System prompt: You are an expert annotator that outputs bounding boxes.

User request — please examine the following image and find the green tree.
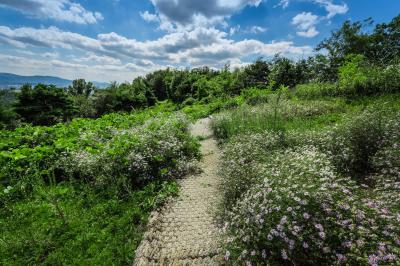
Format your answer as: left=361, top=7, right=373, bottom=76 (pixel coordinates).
left=68, top=79, right=95, bottom=97
left=14, top=84, right=75, bottom=126
left=242, top=58, right=271, bottom=88
left=268, top=56, right=297, bottom=89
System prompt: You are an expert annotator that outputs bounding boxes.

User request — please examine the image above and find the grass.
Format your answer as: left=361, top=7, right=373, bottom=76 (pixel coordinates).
left=1, top=180, right=178, bottom=265
left=0, top=109, right=199, bottom=265
left=212, top=92, right=400, bottom=265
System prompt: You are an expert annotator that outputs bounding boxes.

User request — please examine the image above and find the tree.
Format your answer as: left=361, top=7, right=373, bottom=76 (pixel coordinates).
left=145, top=70, right=169, bottom=101
left=369, top=15, right=400, bottom=64
left=68, top=79, right=95, bottom=97
left=307, top=54, right=337, bottom=82
left=268, top=56, right=298, bottom=88
left=242, top=58, right=271, bottom=88
left=0, top=88, right=18, bottom=129
left=92, top=82, right=118, bottom=116
left=316, top=15, right=400, bottom=70
left=14, top=84, right=75, bottom=126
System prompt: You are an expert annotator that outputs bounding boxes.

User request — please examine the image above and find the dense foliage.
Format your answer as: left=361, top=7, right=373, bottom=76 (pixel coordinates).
left=0, top=106, right=200, bottom=265
left=1, top=14, right=398, bottom=128
left=212, top=94, right=400, bottom=265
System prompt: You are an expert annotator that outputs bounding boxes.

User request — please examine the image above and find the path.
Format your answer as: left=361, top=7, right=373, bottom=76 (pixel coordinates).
left=134, top=118, right=223, bottom=266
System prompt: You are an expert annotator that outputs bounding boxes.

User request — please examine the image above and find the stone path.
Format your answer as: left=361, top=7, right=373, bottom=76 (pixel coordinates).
left=133, top=118, right=223, bottom=266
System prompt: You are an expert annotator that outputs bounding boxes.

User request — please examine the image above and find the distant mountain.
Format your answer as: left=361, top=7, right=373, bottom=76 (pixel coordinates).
left=0, top=73, right=109, bottom=89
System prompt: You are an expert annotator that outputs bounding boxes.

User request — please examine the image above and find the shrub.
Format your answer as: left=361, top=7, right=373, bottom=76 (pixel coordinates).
left=219, top=106, right=400, bottom=265
left=0, top=110, right=200, bottom=265
left=219, top=131, right=285, bottom=209
left=58, top=113, right=200, bottom=191
left=325, top=109, right=399, bottom=182
left=240, top=87, right=271, bottom=106
left=223, top=147, right=400, bottom=265
left=294, top=83, right=340, bottom=99
left=211, top=98, right=342, bottom=140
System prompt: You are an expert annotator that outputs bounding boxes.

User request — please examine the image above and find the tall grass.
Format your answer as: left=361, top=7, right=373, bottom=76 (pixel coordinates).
left=211, top=97, right=344, bottom=140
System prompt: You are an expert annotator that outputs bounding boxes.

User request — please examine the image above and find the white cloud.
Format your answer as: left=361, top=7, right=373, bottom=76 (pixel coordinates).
left=248, top=26, right=267, bottom=34
left=229, top=25, right=240, bottom=36
left=74, top=53, right=122, bottom=65
left=314, top=0, right=348, bottom=19
left=0, top=0, right=103, bottom=24
left=275, top=0, right=348, bottom=19
left=147, top=0, right=263, bottom=30
left=296, top=27, right=319, bottom=37
left=292, top=12, right=320, bottom=38
left=140, top=11, right=159, bottom=23
left=275, top=0, right=290, bottom=9
left=0, top=25, right=313, bottom=81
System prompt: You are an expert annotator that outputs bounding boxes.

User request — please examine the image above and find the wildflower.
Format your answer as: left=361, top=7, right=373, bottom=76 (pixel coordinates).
left=383, top=253, right=397, bottom=261
left=224, top=251, right=230, bottom=261
left=336, top=253, right=346, bottom=263
left=315, top=224, right=324, bottom=231
left=319, top=232, right=326, bottom=239
left=303, top=242, right=309, bottom=249
left=368, top=254, right=380, bottom=266
left=303, top=213, right=310, bottom=219
left=342, top=241, right=352, bottom=248
left=245, top=261, right=252, bottom=266
left=251, top=250, right=256, bottom=256
left=281, top=250, right=288, bottom=260
left=261, top=249, right=267, bottom=259
left=289, top=240, right=295, bottom=250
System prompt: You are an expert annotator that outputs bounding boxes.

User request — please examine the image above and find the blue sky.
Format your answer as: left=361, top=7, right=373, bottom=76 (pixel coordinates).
left=0, top=0, right=398, bottom=82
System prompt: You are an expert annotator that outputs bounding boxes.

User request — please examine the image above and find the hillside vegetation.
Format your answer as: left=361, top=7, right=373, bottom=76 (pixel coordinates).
left=0, top=14, right=399, bottom=265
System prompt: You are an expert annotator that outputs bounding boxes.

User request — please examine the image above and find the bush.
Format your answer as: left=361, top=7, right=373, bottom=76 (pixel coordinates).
left=0, top=110, right=200, bottom=265
left=294, top=83, right=340, bottom=99
left=240, top=87, right=271, bottom=106
left=219, top=131, right=285, bottom=209
left=223, top=146, right=399, bottom=265
left=211, top=98, right=342, bottom=140
left=218, top=106, right=400, bottom=265
left=325, top=109, right=399, bottom=181
left=338, top=55, right=400, bottom=97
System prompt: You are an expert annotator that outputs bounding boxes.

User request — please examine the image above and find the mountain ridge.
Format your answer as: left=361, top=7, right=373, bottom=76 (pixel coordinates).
left=0, top=73, right=109, bottom=89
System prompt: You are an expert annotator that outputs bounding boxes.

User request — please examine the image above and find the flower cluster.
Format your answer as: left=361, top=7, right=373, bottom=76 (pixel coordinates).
left=218, top=108, right=400, bottom=265
left=223, top=146, right=399, bottom=265
left=58, top=113, right=200, bottom=191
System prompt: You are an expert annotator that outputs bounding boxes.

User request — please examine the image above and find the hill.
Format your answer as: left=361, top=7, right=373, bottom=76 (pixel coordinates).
left=0, top=73, right=109, bottom=89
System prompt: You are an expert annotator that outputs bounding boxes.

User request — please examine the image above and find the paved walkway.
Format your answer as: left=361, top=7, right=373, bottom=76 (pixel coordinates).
left=134, top=118, right=223, bottom=266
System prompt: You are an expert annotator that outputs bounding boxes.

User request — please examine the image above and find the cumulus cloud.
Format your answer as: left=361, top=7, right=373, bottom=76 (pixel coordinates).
left=140, top=11, right=159, bottom=23
left=314, top=0, right=348, bottom=19
left=275, top=0, right=348, bottom=19
left=0, top=25, right=311, bottom=61
left=0, top=0, right=103, bottom=24
left=292, top=12, right=319, bottom=38
left=0, top=53, right=163, bottom=82
left=0, top=25, right=313, bottom=81
left=145, top=0, right=263, bottom=30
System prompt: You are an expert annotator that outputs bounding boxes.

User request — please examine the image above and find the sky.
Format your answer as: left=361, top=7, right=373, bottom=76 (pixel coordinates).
left=0, top=0, right=398, bottom=83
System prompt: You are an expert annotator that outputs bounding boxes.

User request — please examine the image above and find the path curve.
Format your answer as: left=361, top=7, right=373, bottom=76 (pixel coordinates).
left=134, top=118, right=223, bottom=266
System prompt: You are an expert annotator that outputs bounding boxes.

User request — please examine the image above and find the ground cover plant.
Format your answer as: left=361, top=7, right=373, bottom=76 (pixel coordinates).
left=213, top=95, right=400, bottom=265
left=0, top=107, right=200, bottom=265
